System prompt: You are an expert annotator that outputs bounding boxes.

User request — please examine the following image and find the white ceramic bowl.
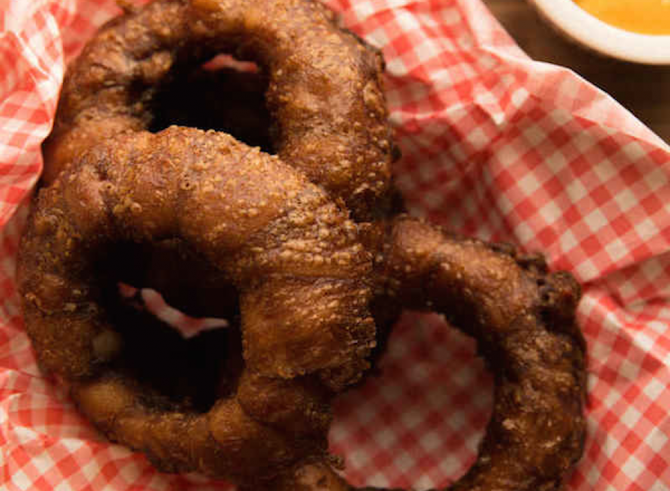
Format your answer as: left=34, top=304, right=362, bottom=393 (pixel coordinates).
left=527, top=0, right=670, bottom=64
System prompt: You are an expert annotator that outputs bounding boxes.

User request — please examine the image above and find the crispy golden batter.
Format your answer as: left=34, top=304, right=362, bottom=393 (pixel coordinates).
left=18, top=127, right=377, bottom=483
left=255, top=216, right=587, bottom=491
left=43, top=0, right=394, bottom=220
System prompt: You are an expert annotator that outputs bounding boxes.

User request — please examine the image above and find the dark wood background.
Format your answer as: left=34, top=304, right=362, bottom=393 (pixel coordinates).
left=483, top=0, right=670, bottom=142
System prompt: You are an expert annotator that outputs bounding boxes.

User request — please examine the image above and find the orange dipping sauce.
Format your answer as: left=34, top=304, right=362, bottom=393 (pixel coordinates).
left=574, top=0, right=670, bottom=35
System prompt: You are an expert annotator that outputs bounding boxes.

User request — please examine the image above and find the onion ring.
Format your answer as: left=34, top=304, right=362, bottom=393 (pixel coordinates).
left=43, top=0, right=394, bottom=220
left=18, top=127, right=377, bottom=483
left=255, top=216, right=587, bottom=491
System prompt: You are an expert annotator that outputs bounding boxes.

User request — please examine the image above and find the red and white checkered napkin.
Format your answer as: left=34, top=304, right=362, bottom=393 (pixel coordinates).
left=2, top=0, right=670, bottom=489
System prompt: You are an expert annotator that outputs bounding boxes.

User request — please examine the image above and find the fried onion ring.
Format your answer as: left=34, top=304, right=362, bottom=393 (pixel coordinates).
left=43, top=0, right=394, bottom=220
left=256, top=216, right=587, bottom=491
left=18, top=127, right=377, bottom=483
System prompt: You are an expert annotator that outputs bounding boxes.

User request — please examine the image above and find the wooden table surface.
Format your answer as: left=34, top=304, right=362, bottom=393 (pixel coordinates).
left=483, top=0, right=670, bottom=143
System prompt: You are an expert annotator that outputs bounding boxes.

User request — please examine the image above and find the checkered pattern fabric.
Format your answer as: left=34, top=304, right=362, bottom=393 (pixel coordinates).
left=1, top=0, right=670, bottom=489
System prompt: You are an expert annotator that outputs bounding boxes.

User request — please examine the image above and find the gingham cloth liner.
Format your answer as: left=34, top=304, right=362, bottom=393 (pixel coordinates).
left=1, top=0, right=669, bottom=489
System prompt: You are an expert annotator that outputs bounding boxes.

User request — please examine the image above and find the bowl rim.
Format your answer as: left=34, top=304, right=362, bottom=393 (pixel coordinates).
left=528, top=0, right=670, bottom=65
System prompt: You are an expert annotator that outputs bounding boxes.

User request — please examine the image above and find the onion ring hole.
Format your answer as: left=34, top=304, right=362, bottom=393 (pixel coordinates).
left=148, top=57, right=273, bottom=153
left=103, top=242, right=242, bottom=414
left=332, top=312, right=494, bottom=485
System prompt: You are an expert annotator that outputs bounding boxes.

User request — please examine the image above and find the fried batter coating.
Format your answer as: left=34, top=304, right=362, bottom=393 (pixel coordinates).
left=251, top=216, right=587, bottom=491
left=43, top=0, right=394, bottom=220
left=18, top=126, right=378, bottom=483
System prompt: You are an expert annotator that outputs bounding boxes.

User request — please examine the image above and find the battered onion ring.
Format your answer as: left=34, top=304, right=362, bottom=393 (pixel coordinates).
left=18, top=127, right=377, bottom=483
left=43, top=0, right=394, bottom=220
left=255, top=216, right=587, bottom=491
